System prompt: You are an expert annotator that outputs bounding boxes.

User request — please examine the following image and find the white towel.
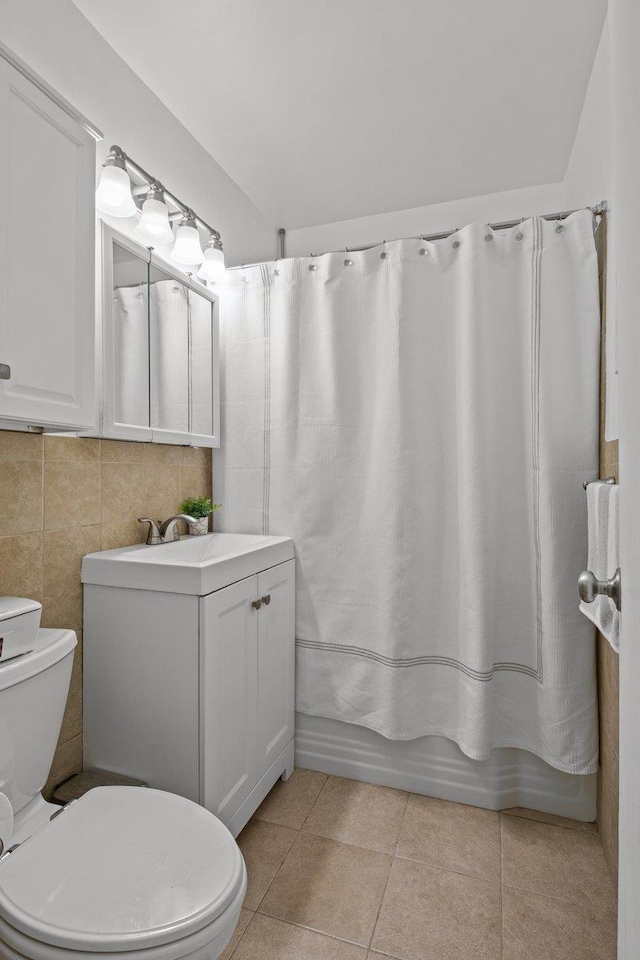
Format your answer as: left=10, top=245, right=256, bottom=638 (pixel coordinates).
left=580, top=481, right=620, bottom=652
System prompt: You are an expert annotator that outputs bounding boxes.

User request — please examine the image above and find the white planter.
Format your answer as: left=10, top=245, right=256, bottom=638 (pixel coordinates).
left=188, top=516, right=210, bottom=536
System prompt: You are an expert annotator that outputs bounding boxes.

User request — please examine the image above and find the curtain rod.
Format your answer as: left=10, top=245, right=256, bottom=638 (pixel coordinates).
left=228, top=201, right=607, bottom=271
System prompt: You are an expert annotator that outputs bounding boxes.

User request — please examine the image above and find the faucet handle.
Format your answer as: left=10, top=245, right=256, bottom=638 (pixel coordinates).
left=138, top=518, right=162, bottom=545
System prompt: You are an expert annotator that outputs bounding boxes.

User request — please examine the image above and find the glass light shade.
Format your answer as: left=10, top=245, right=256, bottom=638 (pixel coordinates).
left=171, top=222, right=205, bottom=265
left=197, top=244, right=226, bottom=282
left=96, top=164, right=136, bottom=217
left=135, top=197, right=174, bottom=245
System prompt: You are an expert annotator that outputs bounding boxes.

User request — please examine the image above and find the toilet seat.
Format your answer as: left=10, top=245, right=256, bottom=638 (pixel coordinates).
left=0, top=787, right=245, bottom=956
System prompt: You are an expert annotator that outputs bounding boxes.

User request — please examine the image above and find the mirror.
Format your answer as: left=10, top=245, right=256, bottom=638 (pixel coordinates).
left=189, top=288, right=214, bottom=437
left=103, top=224, right=219, bottom=446
left=149, top=264, right=190, bottom=435
left=112, top=242, right=150, bottom=429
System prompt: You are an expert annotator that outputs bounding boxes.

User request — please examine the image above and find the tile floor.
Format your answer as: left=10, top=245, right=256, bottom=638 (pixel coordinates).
left=223, top=769, right=617, bottom=960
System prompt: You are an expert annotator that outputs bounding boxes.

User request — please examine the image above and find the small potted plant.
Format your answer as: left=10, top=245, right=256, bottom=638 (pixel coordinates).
left=179, top=497, right=221, bottom=536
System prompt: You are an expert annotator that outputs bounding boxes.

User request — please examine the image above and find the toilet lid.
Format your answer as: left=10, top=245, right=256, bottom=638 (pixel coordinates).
left=0, top=787, right=245, bottom=952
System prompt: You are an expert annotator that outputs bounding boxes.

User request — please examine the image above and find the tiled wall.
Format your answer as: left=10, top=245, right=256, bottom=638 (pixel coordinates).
left=597, top=220, right=619, bottom=883
left=0, top=432, right=212, bottom=798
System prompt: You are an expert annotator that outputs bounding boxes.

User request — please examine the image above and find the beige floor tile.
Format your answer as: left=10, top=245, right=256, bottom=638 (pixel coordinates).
left=501, top=814, right=616, bottom=910
left=232, top=914, right=368, bottom=960
left=502, top=807, right=597, bottom=833
left=502, top=886, right=617, bottom=960
left=396, top=795, right=501, bottom=880
left=259, top=833, right=392, bottom=946
left=255, top=768, right=327, bottom=829
left=220, top=907, right=254, bottom=960
left=237, top=820, right=298, bottom=910
left=302, top=776, right=408, bottom=855
left=371, top=858, right=501, bottom=960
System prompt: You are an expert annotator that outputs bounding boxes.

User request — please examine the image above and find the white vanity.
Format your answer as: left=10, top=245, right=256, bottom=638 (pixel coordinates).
left=82, top=534, right=295, bottom=837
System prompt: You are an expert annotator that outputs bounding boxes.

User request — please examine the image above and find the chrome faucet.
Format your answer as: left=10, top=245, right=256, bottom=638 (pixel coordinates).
left=138, top=514, right=199, bottom=545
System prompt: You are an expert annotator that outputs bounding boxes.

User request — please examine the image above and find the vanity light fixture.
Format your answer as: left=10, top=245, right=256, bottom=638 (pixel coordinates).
left=95, top=144, right=223, bottom=281
left=171, top=212, right=206, bottom=265
left=135, top=183, right=174, bottom=245
left=197, top=237, right=226, bottom=283
left=95, top=148, right=136, bottom=217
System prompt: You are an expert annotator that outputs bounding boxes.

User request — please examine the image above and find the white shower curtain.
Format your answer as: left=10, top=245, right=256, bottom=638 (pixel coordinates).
left=217, top=211, right=600, bottom=775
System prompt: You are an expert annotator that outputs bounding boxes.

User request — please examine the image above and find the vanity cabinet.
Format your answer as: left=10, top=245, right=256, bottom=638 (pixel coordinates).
left=83, top=547, right=295, bottom=837
left=0, top=50, right=97, bottom=430
left=97, top=223, right=220, bottom=447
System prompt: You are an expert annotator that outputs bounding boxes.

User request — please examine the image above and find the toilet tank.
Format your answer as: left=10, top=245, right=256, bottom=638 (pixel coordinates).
left=0, top=626, right=76, bottom=814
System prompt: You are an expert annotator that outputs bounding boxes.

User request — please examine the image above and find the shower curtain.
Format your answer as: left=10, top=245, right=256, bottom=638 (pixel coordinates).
left=217, top=211, right=600, bottom=775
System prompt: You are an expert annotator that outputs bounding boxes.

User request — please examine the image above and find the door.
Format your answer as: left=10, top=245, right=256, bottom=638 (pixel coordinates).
left=0, top=57, right=95, bottom=429
left=610, top=2, right=640, bottom=956
left=200, top=576, right=258, bottom=823
left=257, top=560, right=295, bottom=775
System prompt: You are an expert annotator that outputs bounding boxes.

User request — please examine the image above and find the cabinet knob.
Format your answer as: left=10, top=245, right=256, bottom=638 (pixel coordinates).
left=251, top=599, right=262, bottom=610
left=261, top=594, right=271, bottom=605
left=0, top=363, right=10, bottom=381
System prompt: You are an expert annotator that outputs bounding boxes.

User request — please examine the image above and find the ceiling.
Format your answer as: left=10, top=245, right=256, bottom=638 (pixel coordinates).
left=71, top=0, right=607, bottom=229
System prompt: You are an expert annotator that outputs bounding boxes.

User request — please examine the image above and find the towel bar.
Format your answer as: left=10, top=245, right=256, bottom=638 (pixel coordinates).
left=583, top=476, right=616, bottom=490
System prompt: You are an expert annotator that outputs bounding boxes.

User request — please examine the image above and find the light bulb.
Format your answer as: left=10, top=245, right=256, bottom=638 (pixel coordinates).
left=171, top=213, right=205, bottom=265
left=197, top=239, right=226, bottom=282
left=96, top=153, right=135, bottom=217
left=135, top=187, right=173, bottom=245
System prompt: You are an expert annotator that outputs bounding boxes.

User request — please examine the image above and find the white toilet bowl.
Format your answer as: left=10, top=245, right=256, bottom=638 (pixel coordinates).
left=0, top=787, right=246, bottom=960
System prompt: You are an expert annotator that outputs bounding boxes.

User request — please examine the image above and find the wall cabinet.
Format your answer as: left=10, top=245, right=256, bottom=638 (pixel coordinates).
left=83, top=557, right=295, bottom=837
left=97, top=223, right=220, bottom=447
left=0, top=50, right=97, bottom=430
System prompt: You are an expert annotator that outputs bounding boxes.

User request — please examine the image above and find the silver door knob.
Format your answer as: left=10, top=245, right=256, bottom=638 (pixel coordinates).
left=578, top=568, right=621, bottom=611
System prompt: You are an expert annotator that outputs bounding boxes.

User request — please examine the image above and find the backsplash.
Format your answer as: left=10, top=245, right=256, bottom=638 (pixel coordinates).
left=0, top=432, right=212, bottom=796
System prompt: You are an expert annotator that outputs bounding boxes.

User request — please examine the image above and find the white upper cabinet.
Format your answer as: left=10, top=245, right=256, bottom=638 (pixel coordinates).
left=99, top=223, right=220, bottom=447
left=0, top=52, right=97, bottom=430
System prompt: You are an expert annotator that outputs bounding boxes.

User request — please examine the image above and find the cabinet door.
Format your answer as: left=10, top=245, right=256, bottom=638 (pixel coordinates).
left=149, top=265, right=190, bottom=443
left=101, top=226, right=152, bottom=441
left=0, top=57, right=95, bottom=429
left=188, top=288, right=220, bottom=448
left=257, top=560, right=295, bottom=776
left=200, top=576, right=258, bottom=823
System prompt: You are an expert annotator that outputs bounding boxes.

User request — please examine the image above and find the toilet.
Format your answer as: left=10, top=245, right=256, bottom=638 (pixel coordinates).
left=0, top=603, right=246, bottom=960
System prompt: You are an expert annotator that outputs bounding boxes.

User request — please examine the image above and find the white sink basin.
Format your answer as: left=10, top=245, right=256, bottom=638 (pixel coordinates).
left=81, top=533, right=294, bottom=596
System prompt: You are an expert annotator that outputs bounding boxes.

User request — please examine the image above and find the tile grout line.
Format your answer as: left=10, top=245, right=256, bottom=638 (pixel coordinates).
left=366, top=792, right=409, bottom=953
left=250, top=823, right=301, bottom=915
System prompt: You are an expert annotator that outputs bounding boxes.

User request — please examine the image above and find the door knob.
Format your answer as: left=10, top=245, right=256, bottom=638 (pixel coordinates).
left=578, top=568, right=621, bottom=612
left=252, top=599, right=262, bottom=610
left=261, top=594, right=271, bottom=605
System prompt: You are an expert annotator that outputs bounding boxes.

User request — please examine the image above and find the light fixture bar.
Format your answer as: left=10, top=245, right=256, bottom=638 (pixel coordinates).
left=107, top=144, right=221, bottom=241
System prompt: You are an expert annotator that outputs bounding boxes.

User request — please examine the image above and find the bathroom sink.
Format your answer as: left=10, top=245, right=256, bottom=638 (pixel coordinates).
left=81, top=533, right=294, bottom=596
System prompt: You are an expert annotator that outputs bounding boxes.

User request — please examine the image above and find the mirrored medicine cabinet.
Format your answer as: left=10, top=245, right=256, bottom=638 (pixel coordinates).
left=93, top=222, right=220, bottom=447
